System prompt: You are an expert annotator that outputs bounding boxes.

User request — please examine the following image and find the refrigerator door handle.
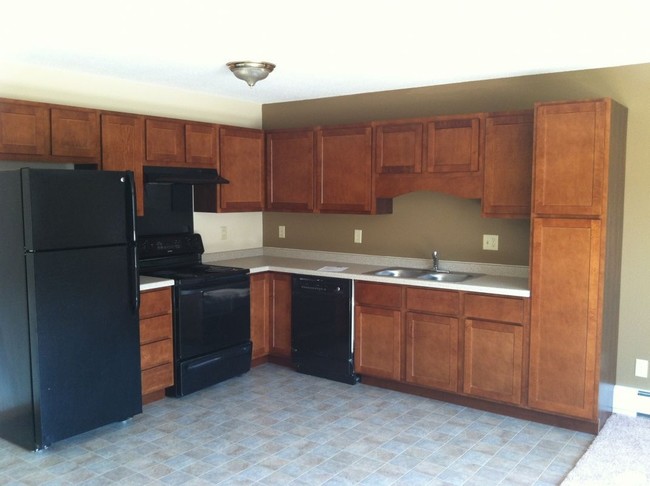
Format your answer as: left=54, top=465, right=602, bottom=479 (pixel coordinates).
left=123, top=172, right=140, bottom=311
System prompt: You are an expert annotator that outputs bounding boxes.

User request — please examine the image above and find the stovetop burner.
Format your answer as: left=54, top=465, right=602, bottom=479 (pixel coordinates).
left=138, top=233, right=249, bottom=285
left=145, top=263, right=248, bottom=281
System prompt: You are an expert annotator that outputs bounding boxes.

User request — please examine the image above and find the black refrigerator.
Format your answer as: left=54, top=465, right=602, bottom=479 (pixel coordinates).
left=0, top=168, right=142, bottom=451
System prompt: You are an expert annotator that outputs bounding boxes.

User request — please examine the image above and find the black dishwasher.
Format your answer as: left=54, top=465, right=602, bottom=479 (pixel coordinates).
left=291, top=275, right=359, bottom=384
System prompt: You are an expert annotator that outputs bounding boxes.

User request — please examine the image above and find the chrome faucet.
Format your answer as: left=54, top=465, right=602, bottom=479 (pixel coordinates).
left=432, top=251, right=440, bottom=272
left=432, top=251, right=449, bottom=273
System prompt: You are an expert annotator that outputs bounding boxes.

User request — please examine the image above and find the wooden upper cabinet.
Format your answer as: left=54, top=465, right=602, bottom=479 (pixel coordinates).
left=145, top=119, right=217, bottom=167
left=0, top=100, right=50, bottom=157
left=266, top=129, right=315, bottom=212
left=186, top=123, right=218, bottom=167
left=145, top=119, right=186, bottom=165
left=374, top=121, right=424, bottom=174
left=482, top=111, right=533, bottom=218
left=426, top=114, right=482, bottom=173
left=101, top=113, right=145, bottom=215
left=533, top=100, right=610, bottom=217
left=316, top=124, right=373, bottom=214
left=0, top=100, right=99, bottom=162
left=50, top=108, right=100, bottom=160
left=219, top=126, right=265, bottom=212
left=528, top=217, right=602, bottom=419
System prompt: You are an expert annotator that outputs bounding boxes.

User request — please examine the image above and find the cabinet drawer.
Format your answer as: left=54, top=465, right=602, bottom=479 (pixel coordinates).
left=140, top=314, right=172, bottom=344
left=406, top=287, right=459, bottom=315
left=355, top=282, right=402, bottom=308
left=464, top=293, right=526, bottom=324
left=141, top=362, right=174, bottom=395
left=141, top=339, right=173, bottom=370
left=140, top=288, right=172, bottom=318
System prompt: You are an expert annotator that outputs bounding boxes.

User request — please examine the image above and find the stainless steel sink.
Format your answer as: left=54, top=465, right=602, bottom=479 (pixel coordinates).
left=367, top=267, right=475, bottom=283
left=417, top=272, right=472, bottom=282
left=370, top=267, right=430, bottom=278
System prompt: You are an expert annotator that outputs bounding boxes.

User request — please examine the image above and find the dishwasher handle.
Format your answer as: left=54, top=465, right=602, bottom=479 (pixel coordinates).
left=293, top=276, right=350, bottom=295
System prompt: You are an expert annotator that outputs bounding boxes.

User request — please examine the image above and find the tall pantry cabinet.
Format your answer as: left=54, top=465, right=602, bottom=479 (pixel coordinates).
left=528, top=99, right=627, bottom=428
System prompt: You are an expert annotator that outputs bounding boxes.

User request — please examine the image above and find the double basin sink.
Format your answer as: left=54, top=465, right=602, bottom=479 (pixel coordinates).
left=366, top=267, right=476, bottom=283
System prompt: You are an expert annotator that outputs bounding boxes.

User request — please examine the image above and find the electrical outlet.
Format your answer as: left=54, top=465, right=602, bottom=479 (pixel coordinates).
left=279, top=225, right=286, bottom=239
left=354, top=229, right=362, bottom=244
left=636, top=359, right=649, bottom=378
left=220, top=226, right=228, bottom=241
left=483, top=234, right=499, bottom=251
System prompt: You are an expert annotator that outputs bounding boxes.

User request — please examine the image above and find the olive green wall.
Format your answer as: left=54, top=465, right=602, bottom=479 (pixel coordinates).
left=262, top=63, right=650, bottom=389
left=264, top=192, right=530, bottom=265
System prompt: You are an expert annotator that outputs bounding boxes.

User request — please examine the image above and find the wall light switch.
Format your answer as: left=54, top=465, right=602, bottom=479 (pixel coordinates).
left=483, top=234, right=499, bottom=251
left=354, top=229, right=362, bottom=244
left=279, top=225, right=286, bottom=239
left=636, top=359, right=649, bottom=378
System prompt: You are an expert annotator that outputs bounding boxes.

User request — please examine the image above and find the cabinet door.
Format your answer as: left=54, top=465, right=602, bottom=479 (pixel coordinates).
left=145, top=119, right=185, bottom=165
left=0, top=100, right=50, bottom=157
left=269, top=273, right=292, bottom=357
left=405, top=312, right=459, bottom=392
left=464, top=319, right=523, bottom=404
left=316, top=125, right=373, bottom=213
left=426, top=114, right=482, bottom=173
left=533, top=100, right=609, bottom=217
left=101, top=113, right=145, bottom=215
left=185, top=123, right=217, bottom=168
left=374, top=121, right=424, bottom=174
left=266, top=129, right=315, bottom=212
left=354, top=305, right=402, bottom=380
left=219, top=126, right=265, bottom=212
left=51, top=108, right=100, bottom=160
left=528, top=218, right=601, bottom=419
left=482, top=112, right=533, bottom=218
left=250, top=273, right=270, bottom=360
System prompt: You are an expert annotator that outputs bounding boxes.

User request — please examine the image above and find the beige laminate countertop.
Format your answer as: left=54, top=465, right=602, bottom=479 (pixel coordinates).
left=203, top=250, right=530, bottom=298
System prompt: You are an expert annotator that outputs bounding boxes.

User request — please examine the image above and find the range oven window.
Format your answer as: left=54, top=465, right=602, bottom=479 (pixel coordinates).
left=176, top=275, right=250, bottom=361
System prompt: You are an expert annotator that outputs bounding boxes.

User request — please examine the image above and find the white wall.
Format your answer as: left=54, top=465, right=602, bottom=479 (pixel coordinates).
left=0, top=61, right=264, bottom=251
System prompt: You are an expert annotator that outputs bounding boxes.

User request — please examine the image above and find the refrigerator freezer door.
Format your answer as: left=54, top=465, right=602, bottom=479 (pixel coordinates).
left=26, top=245, right=142, bottom=449
left=22, top=169, right=134, bottom=251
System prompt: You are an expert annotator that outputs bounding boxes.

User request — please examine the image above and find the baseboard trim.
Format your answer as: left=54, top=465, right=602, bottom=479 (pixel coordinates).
left=613, top=384, right=650, bottom=416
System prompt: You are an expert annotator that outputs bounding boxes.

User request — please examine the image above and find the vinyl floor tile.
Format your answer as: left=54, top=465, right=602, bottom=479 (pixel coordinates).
left=0, top=363, right=592, bottom=485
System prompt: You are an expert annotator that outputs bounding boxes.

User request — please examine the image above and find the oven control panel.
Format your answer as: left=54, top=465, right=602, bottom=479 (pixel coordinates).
left=138, top=233, right=204, bottom=259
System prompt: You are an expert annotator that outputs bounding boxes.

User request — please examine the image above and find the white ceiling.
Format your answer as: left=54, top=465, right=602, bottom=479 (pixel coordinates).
left=2, top=0, right=650, bottom=105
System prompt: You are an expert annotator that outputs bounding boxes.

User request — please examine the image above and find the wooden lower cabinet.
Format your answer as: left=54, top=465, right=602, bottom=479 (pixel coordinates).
left=463, top=319, right=524, bottom=405
left=249, top=272, right=292, bottom=361
left=354, top=281, right=536, bottom=419
left=405, top=312, right=458, bottom=391
left=250, top=273, right=271, bottom=360
left=139, top=287, right=174, bottom=403
left=528, top=218, right=601, bottom=419
left=269, top=273, right=292, bottom=358
left=463, top=293, right=527, bottom=405
left=355, top=305, right=402, bottom=380
left=354, top=282, right=403, bottom=380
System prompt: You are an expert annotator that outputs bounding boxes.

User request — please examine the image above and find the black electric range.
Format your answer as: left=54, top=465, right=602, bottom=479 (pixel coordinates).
left=138, top=233, right=252, bottom=396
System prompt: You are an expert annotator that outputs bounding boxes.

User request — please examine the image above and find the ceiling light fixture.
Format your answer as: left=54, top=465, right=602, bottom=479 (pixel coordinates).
left=227, top=61, right=276, bottom=87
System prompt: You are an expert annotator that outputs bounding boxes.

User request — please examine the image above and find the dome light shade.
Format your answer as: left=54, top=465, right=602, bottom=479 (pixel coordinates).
left=227, top=61, right=276, bottom=87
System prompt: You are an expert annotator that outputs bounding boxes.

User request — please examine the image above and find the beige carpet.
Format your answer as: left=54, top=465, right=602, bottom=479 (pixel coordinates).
left=562, top=414, right=650, bottom=485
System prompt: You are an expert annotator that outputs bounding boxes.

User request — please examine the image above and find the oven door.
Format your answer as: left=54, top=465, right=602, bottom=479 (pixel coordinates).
left=175, top=274, right=250, bottom=360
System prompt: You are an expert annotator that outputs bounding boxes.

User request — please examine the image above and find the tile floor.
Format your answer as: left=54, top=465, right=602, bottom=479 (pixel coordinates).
left=0, top=364, right=594, bottom=485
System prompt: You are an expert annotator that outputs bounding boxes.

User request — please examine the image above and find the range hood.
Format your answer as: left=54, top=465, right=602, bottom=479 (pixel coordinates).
left=143, top=166, right=229, bottom=185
